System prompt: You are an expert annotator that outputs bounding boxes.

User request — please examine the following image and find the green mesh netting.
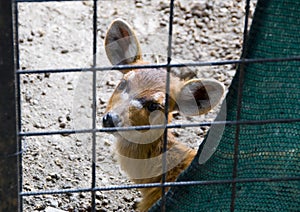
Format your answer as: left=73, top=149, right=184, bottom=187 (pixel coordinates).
left=150, top=0, right=300, bottom=211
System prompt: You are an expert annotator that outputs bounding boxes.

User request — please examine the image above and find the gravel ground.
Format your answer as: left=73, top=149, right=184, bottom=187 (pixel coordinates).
left=19, top=0, right=256, bottom=211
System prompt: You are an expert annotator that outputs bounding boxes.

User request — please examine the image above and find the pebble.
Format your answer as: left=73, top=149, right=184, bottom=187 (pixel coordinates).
left=104, top=140, right=111, bottom=146
left=45, top=206, right=65, bottom=212
left=195, top=128, right=204, bottom=136
left=54, top=158, right=63, bottom=168
left=99, top=97, right=106, bottom=105
left=68, top=154, right=77, bottom=161
left=61, top=49, right=69, bottom=54
left=34, top=202, right=46, bottom=210
left=62, top=184, right=72, bottom=189
left=135, top=3, right=143, bottom=8
left=101, top=198, right=110, bottom=206
left=106, top=80, right=116, bottom=87
left=95, top=191, right=104, bottom=200
left=27, top=36, right=33, bottom=42
left=158, top=1, right=169, bottom=11
left=48, top=199, right=59, bottom=207
left=79, top=192, right=87, bottom=198
left=59, top=122, right=66, bottom=128
left=191, top=1, right=207, bottom=12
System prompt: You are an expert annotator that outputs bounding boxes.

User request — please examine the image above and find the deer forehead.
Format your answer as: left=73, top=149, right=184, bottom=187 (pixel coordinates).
left=109, top=69, right=183, bottom=111
left=124, top=69, right=167, bottom=88
left=123, top=69, right=183, bottom=95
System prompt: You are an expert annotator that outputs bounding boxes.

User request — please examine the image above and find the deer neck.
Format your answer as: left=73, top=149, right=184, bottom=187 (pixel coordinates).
left=114, top=131, right=196, bottom=182
left=115, top=132, right=169, bottom=160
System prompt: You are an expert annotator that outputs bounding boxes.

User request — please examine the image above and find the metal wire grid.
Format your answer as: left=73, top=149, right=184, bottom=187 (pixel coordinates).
left=11, top=0, right=300, bottom=211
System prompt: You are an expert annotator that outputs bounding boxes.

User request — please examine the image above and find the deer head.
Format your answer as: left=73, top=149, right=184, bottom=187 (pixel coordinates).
left=102, top=19, right=224, bottom=144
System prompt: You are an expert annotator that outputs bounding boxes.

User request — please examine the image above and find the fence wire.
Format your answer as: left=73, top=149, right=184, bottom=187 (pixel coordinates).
left=8, top=0, right=300, bottom=211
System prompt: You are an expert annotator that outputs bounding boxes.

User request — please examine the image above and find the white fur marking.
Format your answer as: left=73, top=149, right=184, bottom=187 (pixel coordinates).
left=121, top=92, right=129, bottom=101
left=152, top=92, right=165, bottom=106
left=130, top=99, right=143, bottom=109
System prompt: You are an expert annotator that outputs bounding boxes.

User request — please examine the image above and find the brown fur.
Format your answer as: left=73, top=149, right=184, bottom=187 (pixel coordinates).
left=117, top=133, right=197, bottom=211
left=104, top=68, right=197, bottom=211
left=103, top=19, right=224, bottom=211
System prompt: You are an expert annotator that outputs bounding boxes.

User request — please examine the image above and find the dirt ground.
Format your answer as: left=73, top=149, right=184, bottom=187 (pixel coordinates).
left=18, top=0, right=256, bottom=211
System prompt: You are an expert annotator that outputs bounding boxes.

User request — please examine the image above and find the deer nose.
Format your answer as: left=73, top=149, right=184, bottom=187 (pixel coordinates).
left=102, top=112, right=122, bottom=128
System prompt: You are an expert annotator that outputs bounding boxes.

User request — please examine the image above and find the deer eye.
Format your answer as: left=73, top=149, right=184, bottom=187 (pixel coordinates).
left=147, top=102, right=162, bottom=112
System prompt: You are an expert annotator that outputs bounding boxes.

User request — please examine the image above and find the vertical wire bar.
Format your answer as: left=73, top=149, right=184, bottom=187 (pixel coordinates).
left=0, top=0, right=19, bottom=211
left=161, top=0, right=175, bottom=211
left=14, top=0, right=23, bottom=211
left=91, top=0, right=98, bottom=211
left=230, top=0, right=251, bottom=211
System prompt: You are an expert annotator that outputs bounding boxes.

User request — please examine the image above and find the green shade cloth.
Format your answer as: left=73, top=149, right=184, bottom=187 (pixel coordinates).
left=150, top=0, right=300, bottom=211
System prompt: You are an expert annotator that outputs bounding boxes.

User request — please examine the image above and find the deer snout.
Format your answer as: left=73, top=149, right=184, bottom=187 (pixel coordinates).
left=102, top=112, right=122, bottom=128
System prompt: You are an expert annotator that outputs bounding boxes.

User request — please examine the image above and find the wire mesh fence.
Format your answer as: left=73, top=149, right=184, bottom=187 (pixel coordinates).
left=1, top=0, right=299, bottom=211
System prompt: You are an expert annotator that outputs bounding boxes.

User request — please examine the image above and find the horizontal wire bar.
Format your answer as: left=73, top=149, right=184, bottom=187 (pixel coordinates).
left=16, top=56, right=300, bottom=75
left=19, top=118, right=300, bottom=137
left=20, top=176, right=300, bottom=197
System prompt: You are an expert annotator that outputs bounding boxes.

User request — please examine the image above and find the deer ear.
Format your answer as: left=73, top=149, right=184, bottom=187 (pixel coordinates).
left=175, top=79, right=224, bottom=116
left=105, top=19, right=142, bottom=69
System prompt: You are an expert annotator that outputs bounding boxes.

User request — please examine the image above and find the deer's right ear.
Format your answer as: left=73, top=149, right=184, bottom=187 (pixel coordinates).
left=105, top=19, right=142, bottom=69
left=175, top=79, right=224, bottom=116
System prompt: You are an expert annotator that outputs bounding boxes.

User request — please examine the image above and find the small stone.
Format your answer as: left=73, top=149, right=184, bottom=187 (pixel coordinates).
left=62, top=184, right=72, bottom=189
left=61, top=49, right=69, bottom=54
left=46, top=176, right=52, bottom=181
left=68, top=154, right=77, bottom=161
left=27, top=36, right=33, bottom=42
left=45, top=207, right=65, bottom=212
left=177, top=0, right=191, bottom=12
left=101, top=198, right=110, bottom=206
left=159, top=20, right=167, bottom=27
left=195, top=128, right=204, bottom=136
left=66, top=114, right=71, bottom=121
left=95, top=191, right=105, bottom=200
left=191, top=2, right=207, bottom=15
left=135, top=2, right=143, bottom=8
left=59, top=122, right=66, bottom=128
left=58, top=116, right=64, bottom=123
left=54, top=158, right=63, bottom=168
left=98, top=156, right=105, bottom=162
left=79, top=192, right=87, bottom=198
left=158, top=1, right=169, bottom=11
left=123, top=194, right=134, bottom=202
left=32, top=175, right=40, bottom=180
left=44, top=73, right=51, bottom=78
left=37, top=29, right=45, bottom=37
left=227, top=70, right=236, bottom=77
left=104, top=140, right=111, bottom=146
left=35, top=202, right=46, bottom=210
left=99, top=98, right=106, bottom=105
left=49, top=172, right=60, bottom=180
left=106, top=80, right=115, bottom=86
left=49, top=199, right=59, bottom=207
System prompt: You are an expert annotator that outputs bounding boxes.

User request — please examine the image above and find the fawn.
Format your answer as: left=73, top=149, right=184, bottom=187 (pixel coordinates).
left=102, top=19, right=224, bottom=211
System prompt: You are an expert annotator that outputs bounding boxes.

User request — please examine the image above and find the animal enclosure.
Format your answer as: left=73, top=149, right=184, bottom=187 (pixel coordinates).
left=1, top=0, right=299, bottom=211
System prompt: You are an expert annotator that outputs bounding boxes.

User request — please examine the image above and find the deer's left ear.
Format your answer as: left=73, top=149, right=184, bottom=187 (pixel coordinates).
left=104, top=19, right=142, bottom=68
left=175, top=79, right=224, bottom=116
